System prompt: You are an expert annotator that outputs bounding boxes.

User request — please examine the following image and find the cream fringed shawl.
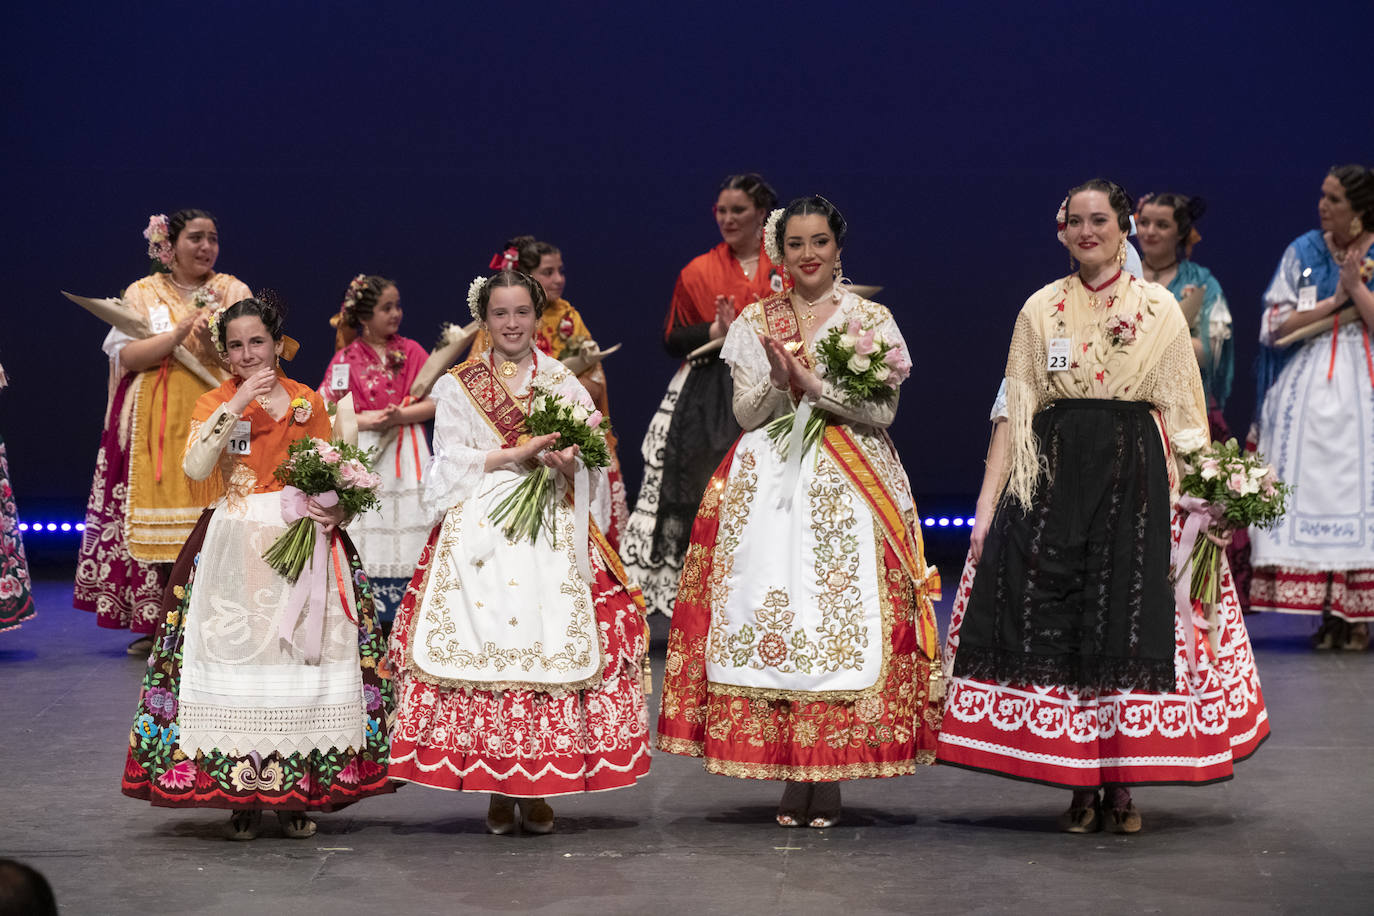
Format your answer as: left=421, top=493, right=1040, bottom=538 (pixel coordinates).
left=1002, top=273, right=1209, bottom=511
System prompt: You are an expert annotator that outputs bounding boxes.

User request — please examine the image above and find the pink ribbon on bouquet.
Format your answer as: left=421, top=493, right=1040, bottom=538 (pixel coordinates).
left=278, top=486, right=340, bottom=665
left=1172, top=495, right=1223, bottom=675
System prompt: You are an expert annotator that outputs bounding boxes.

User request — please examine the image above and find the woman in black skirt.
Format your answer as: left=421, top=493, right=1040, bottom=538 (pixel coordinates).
left=936, top=180, right=1269, bottom=834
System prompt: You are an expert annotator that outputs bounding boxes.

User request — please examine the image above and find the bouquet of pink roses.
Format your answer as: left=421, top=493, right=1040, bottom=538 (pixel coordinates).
left=491, top=386, right=611, bottom=544
left=768, top=317, right=911, bottom=457
left=1174, top=434, right=1290, bottom=606
left=261, top=438, right=381, bottom=582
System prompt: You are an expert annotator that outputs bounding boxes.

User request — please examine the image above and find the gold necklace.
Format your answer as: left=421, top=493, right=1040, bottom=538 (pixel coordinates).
left=796, top=286, right=835, bottom=324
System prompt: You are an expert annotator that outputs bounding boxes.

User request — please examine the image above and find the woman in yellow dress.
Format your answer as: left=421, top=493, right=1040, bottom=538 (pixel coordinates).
left=75, top=210, right=250, bottom=652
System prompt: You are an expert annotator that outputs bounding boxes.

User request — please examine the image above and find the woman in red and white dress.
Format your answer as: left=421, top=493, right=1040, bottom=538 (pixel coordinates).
left=937, top=180, right=1268, bottom=834
left=387, top=269, right=650, bottom=835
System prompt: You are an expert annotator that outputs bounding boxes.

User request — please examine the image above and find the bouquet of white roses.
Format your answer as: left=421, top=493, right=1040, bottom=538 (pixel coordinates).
left=491, top=387, right=611, bottom=544
left=768, top=317, right=911, bottom=457
left=1174, top=433, right=1290, bottom=606
left=261, top=438, right=382, bottom=582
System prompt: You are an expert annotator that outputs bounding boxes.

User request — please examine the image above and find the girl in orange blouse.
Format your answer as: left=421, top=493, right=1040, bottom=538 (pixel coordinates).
left=122, top=296, right=395, bottom=841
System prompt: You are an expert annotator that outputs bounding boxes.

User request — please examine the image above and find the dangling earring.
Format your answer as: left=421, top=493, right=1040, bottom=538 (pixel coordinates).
left=1116, top=237, right=1128, bottom=267
left=832, top=257, right=844, bottom=302
left=1352, top=215, right=1366, bottom=237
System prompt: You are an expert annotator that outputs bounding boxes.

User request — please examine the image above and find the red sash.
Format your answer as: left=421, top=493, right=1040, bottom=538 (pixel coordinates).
left=759, top=292, right=814, bottom=367
left=450, top=358, right=528, bottom=447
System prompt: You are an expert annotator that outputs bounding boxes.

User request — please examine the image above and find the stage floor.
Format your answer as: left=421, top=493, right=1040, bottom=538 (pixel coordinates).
left=2, top=577, right=1369, bottom=915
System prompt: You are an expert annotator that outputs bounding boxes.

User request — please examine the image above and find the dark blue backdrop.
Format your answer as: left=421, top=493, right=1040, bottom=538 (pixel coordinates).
left=4, top=1, right=1371, bottom=562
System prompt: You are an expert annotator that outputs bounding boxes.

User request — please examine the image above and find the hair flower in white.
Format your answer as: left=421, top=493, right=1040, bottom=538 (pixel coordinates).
left=467, top=276, right=486, bottom=321
left=763, top=208, right=786, bottom=266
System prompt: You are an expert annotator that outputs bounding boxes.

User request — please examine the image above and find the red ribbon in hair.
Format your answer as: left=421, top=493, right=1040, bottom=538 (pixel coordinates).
left=489, top=247, right=519, bottom=271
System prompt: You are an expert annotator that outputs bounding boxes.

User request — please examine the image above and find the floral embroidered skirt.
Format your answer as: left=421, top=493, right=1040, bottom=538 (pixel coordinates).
left=655, top=460, right=942, bottom=782
left=122, top=508, right=395, bottom=810
left=937, top=534, right=1269, bottom=789
left=0, top=434, right=34, bottom=633
left=74, top=375, right=167, bottom=633
left=1249, top=567, right=1374, bottom=622
left=387, top=525, right=652, bottom=797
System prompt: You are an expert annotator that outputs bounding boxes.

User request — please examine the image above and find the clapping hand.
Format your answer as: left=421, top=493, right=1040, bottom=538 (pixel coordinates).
left=709, top=295, right=737, bottom=340
left=760, top=336, right=821, bottom=398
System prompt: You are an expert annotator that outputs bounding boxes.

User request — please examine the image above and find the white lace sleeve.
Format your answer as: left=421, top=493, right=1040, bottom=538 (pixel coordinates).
left=723, top=312, right=789, bottom=429
left=989, top=378, right=1009, bottom=421
left=102, top=326, right=134, bottom=368
left=422, top=373, right=494, bottom=522
left=549, top=370, right=611, bottom=530
left=1259, top=242, right=1301, bottom=346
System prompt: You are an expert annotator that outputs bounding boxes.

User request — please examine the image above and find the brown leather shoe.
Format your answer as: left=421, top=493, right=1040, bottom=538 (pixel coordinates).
left=519, top=797, right=554, bottom=835
left=1105, top=802, right=1142, bottom=834
left=486, top=794, right=517, bottom=835
left=1343, top=623, right=1370, bottom=651
left=1058, top=795, right=1101, bottom=833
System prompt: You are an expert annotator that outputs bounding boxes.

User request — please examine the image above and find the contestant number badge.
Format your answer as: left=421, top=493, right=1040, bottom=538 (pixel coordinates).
left=330, top=364, right=350, bottom=390
left=227, top=420, right=252, bottom=455
left=1047, top=338, right=1071, bottom=372
left=1297, top=286, right=1318, bottom=312
left=149, top=306, right=173, bottom=334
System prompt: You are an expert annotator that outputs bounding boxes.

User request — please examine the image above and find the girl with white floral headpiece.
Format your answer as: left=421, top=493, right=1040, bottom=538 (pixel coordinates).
left=657, top=195, right=943, bottom=830
left=74, top=209, right=251, bottom=655
left=386, top=268, right=650, bottom=834
left=621, top=172, right=786, bottom=619
left=316, top=273, right=435, bottom=626
left=937, top=179, right=1269, bottom=835
left=467, top=236, right=632, bottom=551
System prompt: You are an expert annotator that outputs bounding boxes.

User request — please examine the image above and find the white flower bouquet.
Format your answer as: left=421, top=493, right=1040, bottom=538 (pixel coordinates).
left=490, top=387, right=611, bottom=544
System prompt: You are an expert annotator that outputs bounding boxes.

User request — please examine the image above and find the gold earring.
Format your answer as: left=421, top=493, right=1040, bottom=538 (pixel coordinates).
left=1353, top=216, right=1366, bottom=237
left=833, top=257, right=843, bottom=280
left=1116, top=237, right=1128, bottom=267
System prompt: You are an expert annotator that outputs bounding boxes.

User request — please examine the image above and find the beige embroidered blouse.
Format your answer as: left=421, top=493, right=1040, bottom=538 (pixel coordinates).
left=1002, top=272, right=1208, bottom=510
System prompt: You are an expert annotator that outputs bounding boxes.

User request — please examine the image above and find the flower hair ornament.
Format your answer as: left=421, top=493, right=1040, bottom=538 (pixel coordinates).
left=1055, top=197, right=1069, bottom=247
left=467, top=276, right=487, bottom=321
left=206, top=298, right=235, bottom=356
left=489, top=247, right=519, bottom=271
left=144, top=214, right=174, bottom=270
left=338, top=273, right=368, bottom=322
left=762, top=208, right=785, bottom=265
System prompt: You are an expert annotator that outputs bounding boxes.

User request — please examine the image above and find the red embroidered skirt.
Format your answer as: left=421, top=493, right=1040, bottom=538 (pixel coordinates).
left=387, top=526, right=651, bottom=797
left=937, top=541, right=1269, bottom=789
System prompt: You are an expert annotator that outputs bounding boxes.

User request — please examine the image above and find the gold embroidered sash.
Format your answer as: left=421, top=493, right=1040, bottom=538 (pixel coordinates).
left=822, top=426, right=940, bottom=660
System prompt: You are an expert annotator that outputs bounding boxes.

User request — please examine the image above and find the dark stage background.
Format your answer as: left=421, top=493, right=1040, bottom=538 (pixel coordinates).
left=4, top=1, right=1371, bottom=565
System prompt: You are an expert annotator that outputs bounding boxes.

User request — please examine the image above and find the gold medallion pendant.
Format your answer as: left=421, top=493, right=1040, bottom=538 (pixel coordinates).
left=499, top=360, right=518, bottom=378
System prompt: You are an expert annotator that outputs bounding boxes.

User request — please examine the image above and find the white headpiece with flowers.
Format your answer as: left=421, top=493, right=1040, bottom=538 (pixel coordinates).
left=1055, top=197, right=1069, bottom=247
left=763, top=208, right=785, bottom=265
left=144, top=214, right=174, bottom=269
left=467, top=276, right=486, bottom=321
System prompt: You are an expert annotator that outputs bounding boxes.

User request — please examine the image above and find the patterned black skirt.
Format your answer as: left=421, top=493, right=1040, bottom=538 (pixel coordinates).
left=954, top=399, right=1176, bottom=693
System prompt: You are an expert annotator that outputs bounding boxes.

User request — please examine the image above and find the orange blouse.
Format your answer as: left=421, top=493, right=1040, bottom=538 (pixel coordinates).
left=188, top=375, right=333, bottom=498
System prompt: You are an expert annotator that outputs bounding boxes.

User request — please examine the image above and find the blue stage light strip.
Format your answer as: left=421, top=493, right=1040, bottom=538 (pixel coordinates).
left=923, top=516, right=977, bottom=529
left=17, top=521, right=86, bottom=534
